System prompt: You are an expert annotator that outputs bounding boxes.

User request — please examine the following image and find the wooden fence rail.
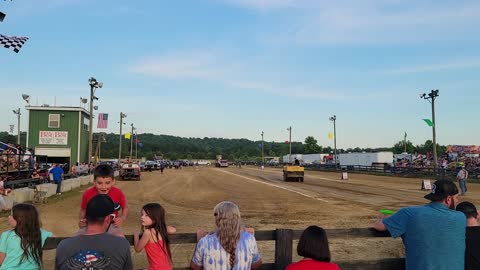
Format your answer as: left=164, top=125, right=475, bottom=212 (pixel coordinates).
left=43, top=228, right=405, bottom=270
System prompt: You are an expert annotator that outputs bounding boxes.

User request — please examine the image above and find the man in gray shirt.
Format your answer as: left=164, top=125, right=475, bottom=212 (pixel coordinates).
left=55, top=194, right=132, bottom=270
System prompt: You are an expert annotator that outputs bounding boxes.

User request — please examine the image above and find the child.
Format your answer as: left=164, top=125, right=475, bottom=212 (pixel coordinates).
left=286, top=225, right=340, bottom=270
left=78, top=164, right=128, bottom=236
left=0, top=203, right=52, bottom=269
left=456, top=201, right=480, bottom=270
left=134, top=203, right=176, bottom=270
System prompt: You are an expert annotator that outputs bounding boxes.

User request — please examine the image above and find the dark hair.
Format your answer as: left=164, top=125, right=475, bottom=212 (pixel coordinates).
left=142, top=203, right=172, bottom=261
left=456, top=201, right=478, bottom=219
left=12, top=204, right=43, bottom=267
left=297, top=225, right=331, bottom=262
left=93, top=164, right=114, bottom=180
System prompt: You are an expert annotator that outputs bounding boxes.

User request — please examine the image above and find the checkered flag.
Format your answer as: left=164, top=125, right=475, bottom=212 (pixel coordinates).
left=0, top=34, right=29, bottom=53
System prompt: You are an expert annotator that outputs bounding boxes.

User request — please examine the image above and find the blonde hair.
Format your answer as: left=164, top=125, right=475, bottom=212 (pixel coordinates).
left=214, top=201, right=244, bottom=268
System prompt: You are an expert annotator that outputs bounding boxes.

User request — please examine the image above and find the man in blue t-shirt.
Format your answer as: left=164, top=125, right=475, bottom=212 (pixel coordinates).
left=372, top=180, right=466, bottom=270
left=50, top=164, right=64, bottom=195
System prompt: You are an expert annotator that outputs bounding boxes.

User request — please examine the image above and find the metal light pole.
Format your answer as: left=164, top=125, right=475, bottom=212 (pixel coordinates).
left=329, top=115, right=337, bottom=167
left=129, top=123, right=135, bottom=161
left=287, top=126, right=292, bottom=163
left=88, top=77, right=103, bottom=163
left=420, top=90, right=439, bottom=168
left=118, top=112, right=127, bottom=162
left=12, top=108, right=21, bottom=145
left=261, top=131, right=264, bottom=165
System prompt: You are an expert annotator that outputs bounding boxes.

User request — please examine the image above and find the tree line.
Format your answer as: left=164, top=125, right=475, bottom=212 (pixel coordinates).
left=0, top=131, right=448, bottom=161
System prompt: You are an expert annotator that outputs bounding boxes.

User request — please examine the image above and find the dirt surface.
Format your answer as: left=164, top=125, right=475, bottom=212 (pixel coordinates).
left=1, top=166, right=478, bottom=268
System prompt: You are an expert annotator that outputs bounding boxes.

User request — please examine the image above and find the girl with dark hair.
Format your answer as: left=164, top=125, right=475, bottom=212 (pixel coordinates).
left=191, top=201, right=262, bottom=270
left=134, top=203, right=176, bottom=270
left=286, top=225, right=340, bottom=270
left=0, top=203, right=52, bottom=269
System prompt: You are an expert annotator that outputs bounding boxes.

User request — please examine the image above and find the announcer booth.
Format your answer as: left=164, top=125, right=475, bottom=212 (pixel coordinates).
left=25, top=106, right=90, bottom=166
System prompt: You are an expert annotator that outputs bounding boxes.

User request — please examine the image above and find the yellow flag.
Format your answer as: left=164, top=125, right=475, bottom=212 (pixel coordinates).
left=328, top=133, right=333, bottom=140
left=124, top=132, right=131, bottom=139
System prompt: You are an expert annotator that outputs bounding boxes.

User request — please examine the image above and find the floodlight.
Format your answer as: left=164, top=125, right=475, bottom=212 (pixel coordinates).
left=93, top=96, right=99, bottom=100
left=80, top=97, right=88, bottom=104
left=22, top=94, right=30, bottom=104
left=93, top=105, right=98, bottom=110
left=98, top=82, right=103, bottom=88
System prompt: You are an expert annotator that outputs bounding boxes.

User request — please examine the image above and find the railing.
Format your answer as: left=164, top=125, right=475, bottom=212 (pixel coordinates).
left=43, top=228, right=405, bottom=270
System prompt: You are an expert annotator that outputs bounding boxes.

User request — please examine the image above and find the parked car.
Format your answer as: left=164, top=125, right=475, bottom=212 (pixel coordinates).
left=119, top=163, right=141, bottom=180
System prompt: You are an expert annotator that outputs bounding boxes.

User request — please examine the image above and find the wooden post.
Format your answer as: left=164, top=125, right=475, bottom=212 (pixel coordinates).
left=275, top=229, right=293, bottom=270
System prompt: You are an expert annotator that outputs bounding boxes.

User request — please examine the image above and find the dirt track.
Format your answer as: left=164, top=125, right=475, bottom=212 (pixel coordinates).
left=1, top=166, right=478, bottom=268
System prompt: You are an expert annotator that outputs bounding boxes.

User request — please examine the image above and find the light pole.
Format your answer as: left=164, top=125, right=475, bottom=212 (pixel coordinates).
left=287, top=126, right=292, bottom=163
left=261, top=131, right=264, bottom=165
left=135, top=131, right=138, bottom=160
left=129, top=123, right=136, bottom=161
left=118, top=112, right=127, bottom=162
left=329, top=115, right=337, bottom=167
left=12, top=108, right=21, bottom=145
left=420, top=90, right=439, bottom=169
left=88, top=77, right=103, bottom=163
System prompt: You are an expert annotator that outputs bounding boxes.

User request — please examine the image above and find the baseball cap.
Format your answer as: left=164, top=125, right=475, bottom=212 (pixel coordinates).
left=86, top=194, right=115, bottom=219
left=424, top=180, right=459, bottom=201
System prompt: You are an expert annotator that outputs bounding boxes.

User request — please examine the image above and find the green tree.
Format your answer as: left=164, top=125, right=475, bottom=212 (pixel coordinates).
left=304, top=136, right=322, bottom=154
left=392, top=140, right=415, bottom=154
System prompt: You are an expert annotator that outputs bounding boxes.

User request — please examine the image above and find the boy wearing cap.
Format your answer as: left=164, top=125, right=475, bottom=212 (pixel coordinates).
left=456, top=201, right=480, bottom=270
left=78, top=164, right=129, bottom=233
left=55, top=194, right=133, bottom=270
left=373, top=180, right=466, bottom=270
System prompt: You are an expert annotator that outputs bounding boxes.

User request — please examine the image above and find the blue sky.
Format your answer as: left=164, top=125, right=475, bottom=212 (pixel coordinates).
left=1, top=0, right=479, bottom=149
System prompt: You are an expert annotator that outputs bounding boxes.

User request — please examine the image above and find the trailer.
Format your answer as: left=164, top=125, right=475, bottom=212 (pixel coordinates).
left=338, top=152, right=393, bottom=167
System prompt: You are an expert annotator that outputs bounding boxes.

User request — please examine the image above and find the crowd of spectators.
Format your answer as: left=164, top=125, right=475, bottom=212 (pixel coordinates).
left=0, top=143, right=34, bottom=172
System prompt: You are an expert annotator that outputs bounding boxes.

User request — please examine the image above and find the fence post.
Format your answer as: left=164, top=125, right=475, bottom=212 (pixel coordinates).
left=275, top=229, right=293, bottom=270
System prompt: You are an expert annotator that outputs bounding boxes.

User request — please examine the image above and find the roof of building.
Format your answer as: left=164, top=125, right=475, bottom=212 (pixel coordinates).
left=25, top=106, right=90, bottom=116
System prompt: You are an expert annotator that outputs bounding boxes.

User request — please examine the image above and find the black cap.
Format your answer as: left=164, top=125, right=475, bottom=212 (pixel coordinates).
left=86, top=194, right=115, bottom=219
left=424, top=180, right=459, bottom=201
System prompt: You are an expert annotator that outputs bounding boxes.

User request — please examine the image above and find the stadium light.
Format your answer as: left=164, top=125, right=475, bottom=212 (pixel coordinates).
left=12, top=108, right=21, bottom=144
left=88, top=77, right=104, bottom=163
left=420, top=89, right=440, bottom=169
left=329, top=115, right=337, bottom=167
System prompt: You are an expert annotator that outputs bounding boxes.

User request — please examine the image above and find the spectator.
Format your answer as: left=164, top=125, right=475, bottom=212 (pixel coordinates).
left=456, top=201, right=480, bottom=270
left=191, top=201, right=262, bottom=270
left=71, top=163, right=78, bottom=177
left=49, top=164, right=64, bottom=195
left=286, top=225, right=340, bottom=270
left=55, top=194, right=132, bottom=270
left=133, top=203, right=176, bottom=270
left=0, top=203, right=53, bottom=270
left=372, top=180, right=466, bottom=270
left=78, top=164, right=128, bottom=237
left=457, top=166, right=469, bottom=196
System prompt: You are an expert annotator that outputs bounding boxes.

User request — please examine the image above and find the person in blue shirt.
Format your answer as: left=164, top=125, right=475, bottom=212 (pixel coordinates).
left=49, top=164, right=64, bottom=195
left=372, top=180, right=466, bottom=270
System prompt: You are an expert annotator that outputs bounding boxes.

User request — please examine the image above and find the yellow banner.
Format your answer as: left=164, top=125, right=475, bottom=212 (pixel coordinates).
left=328, top=133, right=333, bottom=140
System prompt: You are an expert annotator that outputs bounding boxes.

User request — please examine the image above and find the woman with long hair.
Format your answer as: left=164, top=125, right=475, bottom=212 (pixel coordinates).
left=191, top=201, right=262, bottom=270
left=0, top=203, right=52, bottom=270
left=134, top=203, right=176, bottom=270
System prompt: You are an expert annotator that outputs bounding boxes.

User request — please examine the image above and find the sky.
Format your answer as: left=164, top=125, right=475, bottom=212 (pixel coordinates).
left=1, top=0, right=479, bottom=149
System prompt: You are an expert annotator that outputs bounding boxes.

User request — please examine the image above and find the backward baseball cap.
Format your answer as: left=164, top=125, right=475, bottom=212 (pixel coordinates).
left=86, top=194, right=115, bottom=219
left=424, top=180, right=459, bottom=201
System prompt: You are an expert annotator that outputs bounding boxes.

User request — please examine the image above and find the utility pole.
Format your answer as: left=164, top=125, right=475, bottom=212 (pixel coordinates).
left=287, top=126, right=292, bottom=163
left=420, top=90, right=439, bottom=168
left=261, top=131, right=264, bottom=165
left=135, top=131, right=138, bottom=160
left=118, top=112, right=127, bottom=162
left=12, top=108, right=21, bottom=145
left=329, top=115, right=337, bottom=167
left=129, top=123, right=135, bottom=161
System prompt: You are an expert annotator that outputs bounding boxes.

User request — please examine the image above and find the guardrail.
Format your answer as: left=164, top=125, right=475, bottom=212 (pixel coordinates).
left=43, top=228, right=404, bottom=270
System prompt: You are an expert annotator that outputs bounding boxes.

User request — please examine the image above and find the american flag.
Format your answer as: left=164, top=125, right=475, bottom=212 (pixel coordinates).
left=97, top=113, right=108, bottom=129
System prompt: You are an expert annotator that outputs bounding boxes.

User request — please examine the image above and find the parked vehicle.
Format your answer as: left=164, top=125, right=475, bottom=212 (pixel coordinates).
left=215, top=160, right=229, bottom=167
left=119, top=163, right=141, bottom=180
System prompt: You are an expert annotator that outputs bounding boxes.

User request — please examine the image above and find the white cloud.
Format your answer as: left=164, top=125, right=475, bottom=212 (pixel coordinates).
left=382, top=59, right=480, bottom=74
left=128, top=50, right=366, bottom=100
left=226, top=0, right=480, bottom=44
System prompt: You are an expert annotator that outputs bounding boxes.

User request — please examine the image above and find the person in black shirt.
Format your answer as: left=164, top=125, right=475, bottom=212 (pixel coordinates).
left=456, top=201, right=480, bottom=270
